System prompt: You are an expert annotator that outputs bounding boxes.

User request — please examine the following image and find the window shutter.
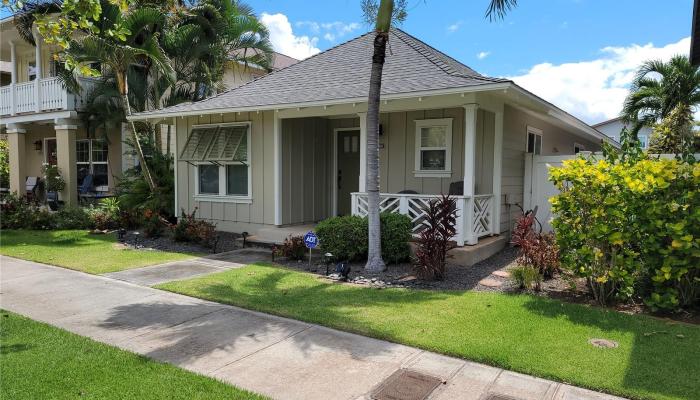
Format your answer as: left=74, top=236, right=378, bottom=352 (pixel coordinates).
left=180, top=126, right=218, bottom=161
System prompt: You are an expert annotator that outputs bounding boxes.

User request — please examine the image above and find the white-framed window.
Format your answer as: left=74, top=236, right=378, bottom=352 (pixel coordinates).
left=77, top=139, right=109, bottom=187
left=186, top=122, right=252, bottom=203
left=574, top=143, right=586, bottom=154
left=526, top=126, right=543, bottom=155
left=638, top=134, right=649, bottom=149
left=414, top=118, right=453, bottom=177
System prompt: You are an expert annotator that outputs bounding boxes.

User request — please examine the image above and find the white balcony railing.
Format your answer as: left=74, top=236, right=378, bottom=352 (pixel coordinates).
left=351, top=192, right=495, bottom=246
left=0, top=77, right=77, bottom=117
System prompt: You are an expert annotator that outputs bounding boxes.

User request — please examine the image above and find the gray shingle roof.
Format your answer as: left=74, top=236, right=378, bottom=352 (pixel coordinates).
left=134, top=29, right=508, bottom=117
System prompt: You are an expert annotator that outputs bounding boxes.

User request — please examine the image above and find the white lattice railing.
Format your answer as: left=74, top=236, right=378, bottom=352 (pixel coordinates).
left=351, top=192, right=494, bottom=246
left=14, top=82, right=36, bottom=114
left=0, top=86, right=11, bottom=115
left=40, top=77, right=69, bottom=111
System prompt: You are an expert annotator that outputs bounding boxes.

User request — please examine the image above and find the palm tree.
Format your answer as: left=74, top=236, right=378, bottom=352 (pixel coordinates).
left=65, top=6, right=176, bottom=190
left=360, top=0, right=516, bottom=272
left=622, top=55, right=700, bottom=152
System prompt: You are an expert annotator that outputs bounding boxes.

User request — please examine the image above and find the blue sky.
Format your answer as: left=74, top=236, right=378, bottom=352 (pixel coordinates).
left=2, top=0, right=693, bottom=122
left=253, top=0, right=693, bottom=122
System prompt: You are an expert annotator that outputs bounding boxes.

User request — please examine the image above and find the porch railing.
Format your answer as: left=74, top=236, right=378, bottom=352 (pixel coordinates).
left=0, top=77, right=78, bottom=116
left=351, top=192, right=495, bottom=246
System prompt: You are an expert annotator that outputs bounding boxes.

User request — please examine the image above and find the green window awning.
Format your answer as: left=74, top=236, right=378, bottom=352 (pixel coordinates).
left=179, top=124, right=249, bottom=162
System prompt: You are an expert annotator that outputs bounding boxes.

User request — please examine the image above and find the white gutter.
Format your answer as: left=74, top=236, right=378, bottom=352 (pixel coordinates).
left=126, top=82, right=511, bottom=121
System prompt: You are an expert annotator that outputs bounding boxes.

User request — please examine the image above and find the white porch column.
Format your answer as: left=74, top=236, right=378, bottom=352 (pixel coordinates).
left=55, top=119, right=78, bottom=206
left=463, top=104, right=479, bottom=245
left=357, top=112, right=367, bottom=192
left=273, top=113, right=282, bottom=225
left=492, top=108, right=504, bottom=235
left=33, top=29, right=43, bottom=113
left=6, top=124, right=26, bottom=196
left=9, top=40, right=17, bottom=115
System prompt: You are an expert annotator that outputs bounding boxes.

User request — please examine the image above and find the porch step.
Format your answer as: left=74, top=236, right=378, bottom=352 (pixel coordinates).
left=447, top=235, right=509, bottom=267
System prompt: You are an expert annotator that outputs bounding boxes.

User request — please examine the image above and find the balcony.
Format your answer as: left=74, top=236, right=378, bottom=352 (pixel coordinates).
left=0, top=76, right=92, bottom=117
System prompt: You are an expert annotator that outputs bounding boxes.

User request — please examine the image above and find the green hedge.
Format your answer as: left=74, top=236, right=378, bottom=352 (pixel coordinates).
left=316, top=213, right=412, bottom=264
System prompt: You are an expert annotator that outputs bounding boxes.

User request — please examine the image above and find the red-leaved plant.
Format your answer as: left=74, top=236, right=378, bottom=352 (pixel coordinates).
left=413, top=194, right=457, bottom=281
left=511, top=208, right=560, bottom=279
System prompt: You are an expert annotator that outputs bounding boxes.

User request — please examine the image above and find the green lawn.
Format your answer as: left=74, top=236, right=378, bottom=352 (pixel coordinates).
left=0, top=230, right=196, bottom=274
left=0, top=310, right=266, bottom=400
left=157, top=264, right=699, bottom=400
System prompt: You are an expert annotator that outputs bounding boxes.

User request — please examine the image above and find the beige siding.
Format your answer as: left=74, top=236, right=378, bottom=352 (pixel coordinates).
left=500, top=104, right=601, bottom=233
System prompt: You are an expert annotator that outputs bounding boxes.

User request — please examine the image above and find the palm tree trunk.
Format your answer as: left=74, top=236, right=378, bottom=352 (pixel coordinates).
left=120, top=92, right=156, bottom=190
left=364, top=30, right=389, bottom=273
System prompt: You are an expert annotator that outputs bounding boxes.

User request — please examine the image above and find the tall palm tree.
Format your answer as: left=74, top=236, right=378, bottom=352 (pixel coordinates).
left=66, top=6, right=176, bottom=190
left=622, top=55, right=700, bottom=150
left=360, top=0, right=516, bottom=272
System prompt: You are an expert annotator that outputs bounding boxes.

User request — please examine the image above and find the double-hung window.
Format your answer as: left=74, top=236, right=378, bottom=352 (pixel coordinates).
left=77, top=139, right=109, bottom=187
left=526, top=126, right=543, bottom=155
left=180, top=122, right=251, bottom=202
left=414, top=118, right=453, bottom=177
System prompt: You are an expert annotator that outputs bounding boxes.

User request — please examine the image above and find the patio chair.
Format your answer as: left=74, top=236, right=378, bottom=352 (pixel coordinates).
left=25, top=176, right=41, bottom=203
left=79, top=175, right=113, bottom=204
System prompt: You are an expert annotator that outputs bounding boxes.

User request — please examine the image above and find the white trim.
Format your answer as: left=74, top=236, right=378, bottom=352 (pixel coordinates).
left=357, top=112, right=367, bottom=192
left=273, top=115, right=282, bottom=225
left=526, top=126, right=543, bottom=154
left=332, top=126, right=361, bottom=216
left=191, top=121, right=251, bottom=129
left=492, top=108, right=504, bottom=235
left=414, top=117, right=453, bottom=177
left=172, top=118, right=179, bottom=216
left=127, top=83, right=511, bottom=121
left=193, top=194, right=252, bottom=204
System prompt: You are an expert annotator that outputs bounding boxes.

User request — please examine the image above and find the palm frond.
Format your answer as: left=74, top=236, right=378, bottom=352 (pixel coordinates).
left=485, top=0, right=518, bottom=21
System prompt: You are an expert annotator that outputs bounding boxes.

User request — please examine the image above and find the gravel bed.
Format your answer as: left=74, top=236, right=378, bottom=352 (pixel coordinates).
left=119, top=230, right=244, bottom=254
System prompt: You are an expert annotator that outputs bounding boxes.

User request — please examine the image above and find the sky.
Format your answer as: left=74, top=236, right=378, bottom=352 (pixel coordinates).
left=2, top=0, right=693, bottom=123
left=249, top=0, right=694, bottom=124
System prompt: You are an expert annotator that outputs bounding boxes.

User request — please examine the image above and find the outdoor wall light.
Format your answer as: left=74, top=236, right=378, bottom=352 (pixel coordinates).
left=34, top=140, right=42, bottom=151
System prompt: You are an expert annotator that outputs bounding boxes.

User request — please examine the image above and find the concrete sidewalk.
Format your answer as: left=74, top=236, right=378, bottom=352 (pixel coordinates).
left=0, top=256, right=624, bottom=400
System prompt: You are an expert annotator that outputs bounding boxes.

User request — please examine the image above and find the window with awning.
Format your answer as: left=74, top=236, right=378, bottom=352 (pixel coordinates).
left=180, top=124, right=249, bottom=163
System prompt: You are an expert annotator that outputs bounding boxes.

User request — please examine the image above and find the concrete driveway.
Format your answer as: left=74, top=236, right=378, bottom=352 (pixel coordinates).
left=0, top=255, right=624, bottom=400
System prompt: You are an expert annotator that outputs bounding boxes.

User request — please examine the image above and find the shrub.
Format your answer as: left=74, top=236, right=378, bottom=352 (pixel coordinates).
left=550, top=133, right=700, bottom=309
left=54, top=206, right=92, bottom=229
left=316, top=215, right=368, bottom=262
left=413, top=195, right=457, bottom=281
left=274, top=235, right=307, bottom=261
left=510, top=265, right=542, bottom=291
left=143, top=209, right=165, bottom=237
left=41, top=163, right=66, bottom=194
left=511, top=210, right=559, bottom=279
left=316, top=213, right=412, bottom=264
left=0, top=139, right=9, bottom=189
left=172, top=208, right=217, bottom=248
left=0, top=192, right=34, bottom=229
left=87, top=198, right=121, bottom=230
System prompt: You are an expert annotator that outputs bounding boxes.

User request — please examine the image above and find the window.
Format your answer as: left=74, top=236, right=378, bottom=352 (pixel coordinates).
left=414, top=118, right=453, bottom=177
left=77, top=139, right=109, bottom=187
left=28, top=61, right=37, bottom=81
left=638, top=134, right=649, bottom=149
left=187, top=123, right=252, bottom=201
left=526, top=126, right=543, bottom=155
left=574, top=143, right=586, bottom=154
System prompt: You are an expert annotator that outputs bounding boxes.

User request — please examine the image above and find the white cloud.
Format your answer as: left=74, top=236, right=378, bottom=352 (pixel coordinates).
left=508, top=37, right=691, bottom=123
left=296, top=20, right=361, bottom=43
left=447, top=21, right=462, bottom=33
left=261, top=13, right=321, bottom=59
left=477, top=51, right=491, bottom=60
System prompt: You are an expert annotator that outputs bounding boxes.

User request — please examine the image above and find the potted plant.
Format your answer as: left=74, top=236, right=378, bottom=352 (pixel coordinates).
left=42, top=163, right=65, bottom=210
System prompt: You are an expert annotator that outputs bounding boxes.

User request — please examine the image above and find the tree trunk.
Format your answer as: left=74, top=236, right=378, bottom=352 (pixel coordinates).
left=120, top=92, right=156, bottom=190
left=364, top=31, right=388, bottom=273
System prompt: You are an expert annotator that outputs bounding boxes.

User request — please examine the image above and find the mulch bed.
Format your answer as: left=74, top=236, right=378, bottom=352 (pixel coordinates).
left=118, top=230, right=244, bottom=254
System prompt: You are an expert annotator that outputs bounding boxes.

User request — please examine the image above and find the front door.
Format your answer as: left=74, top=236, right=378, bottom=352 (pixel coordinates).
left=45, top=138, right=57, bottom=166
left=336, top=130, right=360, bottom=215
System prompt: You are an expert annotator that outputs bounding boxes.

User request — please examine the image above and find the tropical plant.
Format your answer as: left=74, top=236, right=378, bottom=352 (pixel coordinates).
left=413, top=195, right=457, bottom=281
left=509, top=265, right=542, bottom=291
left=41, top=163, right=66, bottom=193
left=511, top=209, right=559, bottom=279
left=64, top=4, right=176, bottom=190
left=273, top=235, right=307, bottom=261
left=622, top=55, right=700, bottom=153
left=0, top=140, right=9, bottom=189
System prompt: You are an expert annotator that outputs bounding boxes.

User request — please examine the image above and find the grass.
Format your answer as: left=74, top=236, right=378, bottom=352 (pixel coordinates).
left=0, top=310, right=266, bottom=400
left=0, top=230, right=197, bottom=274
left=157, top=263, right=700, bottom=400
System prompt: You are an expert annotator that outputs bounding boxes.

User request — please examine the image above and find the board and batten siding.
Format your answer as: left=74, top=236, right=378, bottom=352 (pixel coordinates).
left=499, top=104, right=601, bottom=234
left=175, top=111, right=276, bottom=232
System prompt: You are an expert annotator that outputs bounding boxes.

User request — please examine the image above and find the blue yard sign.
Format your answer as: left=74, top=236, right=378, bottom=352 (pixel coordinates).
left=303, top=231, right=319, bottom=249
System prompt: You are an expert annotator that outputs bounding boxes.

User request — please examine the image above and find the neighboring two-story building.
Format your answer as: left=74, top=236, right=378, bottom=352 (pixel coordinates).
left=0, top=15, right=296, bottom=204
left=592, top=117, right=652, bottom=149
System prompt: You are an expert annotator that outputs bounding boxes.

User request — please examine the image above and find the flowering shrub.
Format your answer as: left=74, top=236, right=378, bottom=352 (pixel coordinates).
left=550, top=148, right=700, bottom=309
left=172, top=208, right=217, bottom=248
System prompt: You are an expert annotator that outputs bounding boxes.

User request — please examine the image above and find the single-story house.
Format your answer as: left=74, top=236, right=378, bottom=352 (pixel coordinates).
left=592, top=117, right=651, bottom=149
left=129, top=29, right=615, bottom=246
